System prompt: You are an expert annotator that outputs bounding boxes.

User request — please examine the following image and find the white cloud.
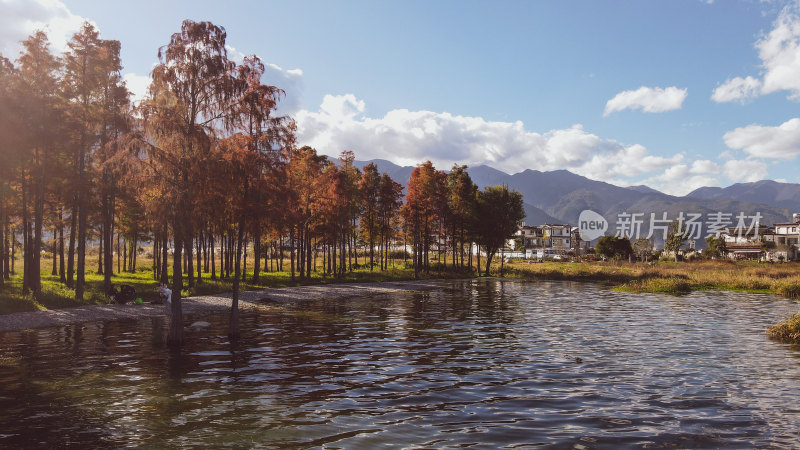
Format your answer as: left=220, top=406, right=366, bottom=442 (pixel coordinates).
left=296, top=93, right=778, bottom=196
left=723, top=117, right=800, bottom=159
left=690, top=159, right=720, bottom=173
left=711, top=76, right=762, bottom=103
left=714, top=5, right=800, bottom=101
left=758, top=5, right=800, bottom=99
left=603, top=86, right=687, bottom=116
left=722, top=159, right=769, bottom=182
left=297, top=94, right=683, bottom=182
left=641, top=163, right=721, bottom=196
left=0, top=0, right=89, bottom=57
left=123, top=72, right=150, bottom=105
left=225, top=44, right=303, bottom=115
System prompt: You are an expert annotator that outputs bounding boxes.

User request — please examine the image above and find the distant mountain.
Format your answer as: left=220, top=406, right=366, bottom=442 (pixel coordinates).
left=355, top=158, right=415, bottom=186
left=338, top=157, right=796, bottom=246
left=466, top=165, right=511, bottom=188
left=521, top=204, right=561, bottom=226
left=687, top=180, right=800, bottom=211
left=627, top=185, right=661, bottom=194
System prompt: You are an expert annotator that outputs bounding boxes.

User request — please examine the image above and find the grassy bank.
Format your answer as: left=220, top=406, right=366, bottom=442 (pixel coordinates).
left=4, top=255, right=800, bottom=343
left=505, top=259, right=800, bottom=345
left=505, top=259, right=800, bottom=298
left=0, top=253, right=472, bottom=315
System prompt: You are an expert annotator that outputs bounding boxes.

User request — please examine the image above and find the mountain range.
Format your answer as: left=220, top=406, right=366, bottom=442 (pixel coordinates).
left=348, top=158, right=799, bottom=244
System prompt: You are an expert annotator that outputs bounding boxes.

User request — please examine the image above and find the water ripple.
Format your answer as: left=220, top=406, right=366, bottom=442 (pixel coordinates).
left=0, top=279, right=799, bottom=448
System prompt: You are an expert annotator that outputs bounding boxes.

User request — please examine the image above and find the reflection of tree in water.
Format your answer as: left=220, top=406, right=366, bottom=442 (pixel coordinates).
left=0, top=324, right=126, bottom=448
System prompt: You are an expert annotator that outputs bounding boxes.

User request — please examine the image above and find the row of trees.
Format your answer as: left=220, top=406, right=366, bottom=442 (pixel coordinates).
left=0, top=25, right=130, bottom=302
left=0, top=20, right=526, bottom=345
left=596, top=225, right=728, bottom=261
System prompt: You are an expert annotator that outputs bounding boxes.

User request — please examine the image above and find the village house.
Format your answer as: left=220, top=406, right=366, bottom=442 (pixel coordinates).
left=515, top=223, right=587, bottom=259
left=722, top=225, right=771, bottom=260
left=721, top=213, right=800, bottom=261
left=768, top=214, right=800, bottom=261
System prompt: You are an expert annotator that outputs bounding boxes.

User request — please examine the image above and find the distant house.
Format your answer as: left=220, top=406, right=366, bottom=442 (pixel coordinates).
left=769, top=215, right=800, bottom=261
left=515, top=223, right=587, bottom=258
left=542, top=224, right=572, bottom=250
left=722, top=225, right=769, bottom=260
left=720, top=213, right=800, bottom=261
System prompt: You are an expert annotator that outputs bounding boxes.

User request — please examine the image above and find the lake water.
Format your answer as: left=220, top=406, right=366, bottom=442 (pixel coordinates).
left=1, top=279, right=799, bottom=448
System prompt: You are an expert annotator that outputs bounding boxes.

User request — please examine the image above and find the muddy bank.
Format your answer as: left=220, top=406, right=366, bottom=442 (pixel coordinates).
left=0, top=280, right=446, bottom=332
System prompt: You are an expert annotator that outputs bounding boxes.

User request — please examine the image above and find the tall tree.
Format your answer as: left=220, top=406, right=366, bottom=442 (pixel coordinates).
left=402, top=161, right=446, bottom=277
left=359, top=162, right=380, bottom=270
left=17, top=31, right=61, bottom=300
left=94, top=39, right=130, bottom=294
left=142, top=20, right=233, bottom=345
left=0, top=56, right=20, bottom=290
left=63, top=22, right=108, bottom=299
left=377, top=173, right=403, bottom=270
left=473, top=185, right=525, bottom=275
left=664, top=220, right=687, bottom=262
left=447, top=165, right=477, bottom=270
left=223, top=55, right=290, bottom=337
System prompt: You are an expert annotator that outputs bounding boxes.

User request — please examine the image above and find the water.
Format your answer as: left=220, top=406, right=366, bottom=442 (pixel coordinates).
left=1, top=279, right=799, bottom=448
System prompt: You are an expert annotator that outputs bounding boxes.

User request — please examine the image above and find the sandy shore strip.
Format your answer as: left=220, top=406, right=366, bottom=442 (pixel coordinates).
left=0, top=280, right=449, bottom=333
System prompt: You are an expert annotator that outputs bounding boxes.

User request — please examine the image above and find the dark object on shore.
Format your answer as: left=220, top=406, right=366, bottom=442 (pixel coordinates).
left=107, top=284, right=137, bottom=304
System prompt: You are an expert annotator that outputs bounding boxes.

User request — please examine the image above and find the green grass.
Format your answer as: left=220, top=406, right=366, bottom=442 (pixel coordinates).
left=0, top=253, right=475, bottom=315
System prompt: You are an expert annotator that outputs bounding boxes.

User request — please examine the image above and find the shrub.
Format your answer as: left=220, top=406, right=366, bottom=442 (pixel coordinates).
left=776, top=281, right=800, bottom=299
left=768, top=312, right=800, bottom=344
left=388, top=250, right=411, bottom=259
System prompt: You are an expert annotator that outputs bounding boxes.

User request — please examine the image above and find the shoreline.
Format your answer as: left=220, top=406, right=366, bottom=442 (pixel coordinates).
left=0, top=280, right=448, bottom=333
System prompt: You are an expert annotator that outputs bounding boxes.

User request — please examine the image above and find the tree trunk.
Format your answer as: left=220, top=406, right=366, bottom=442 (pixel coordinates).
left=98, top=230, right=103, bottom=275
left=476, top=244, right=481, bottom=275
left=51, top=219, right=57, bottom=277
left=185, top=233, right=194, bottom=288
left=10, top=234, right=16, bottom=277
left=168, top=188, right=186, bottom=346
left=306, top=224, right=312, bottom=278
left=279, top=235, right=284, bottom=272
left=196, top=229, right=202, bottom=283
left=58, top=207, right=65, bottom=283
left=154, top=235, right=160, bottom=281
left=230, top=215, right=245, bottom=338
left=203, top=228, right=209, bottom=273
left=290, top=228, right=295, bottom=281
left=27, top=155, right=40, bottom=298
left=3, top=213, right=9, bottom=281
left=21, top=167, right=31, bottom=295
left=116, top=226, right=120, bottom=274
left=210, top=232, right=216, bottom=280
left=67, top=198, right=77, bottom=288
left=484, top=248, right=495, bottom=276
left=369, top=214, right=374, bottom=271
left=132, top=235, right=137, bottom=272
left=76, top=145, right=88, bottom=301
left=227, top=231, right=233, bottom=279
left=253, top=229, right=261, bottom=283
left=242, top=237, right=247, bottom=282
left=161, top=224, right=169, bottom=284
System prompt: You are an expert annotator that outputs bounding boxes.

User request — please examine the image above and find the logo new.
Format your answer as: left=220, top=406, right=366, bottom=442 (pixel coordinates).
left=578, top=210, right=607, bottom=241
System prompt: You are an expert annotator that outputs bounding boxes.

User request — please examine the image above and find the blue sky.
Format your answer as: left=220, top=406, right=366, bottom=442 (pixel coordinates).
left=2, top=0, right=800, bottom=195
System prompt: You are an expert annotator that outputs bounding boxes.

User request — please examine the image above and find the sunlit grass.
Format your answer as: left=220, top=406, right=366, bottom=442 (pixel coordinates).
left=506, top=259, right=800, bottom=298
left=4, top=252, right=800, bottom=320
left=0, top=252, right=473, bottom=314
left=768, top=312, right=800, bottom=344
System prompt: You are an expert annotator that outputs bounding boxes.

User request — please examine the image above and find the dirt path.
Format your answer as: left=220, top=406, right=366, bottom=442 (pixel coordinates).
left=0, top=280, right=448, bottom=332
